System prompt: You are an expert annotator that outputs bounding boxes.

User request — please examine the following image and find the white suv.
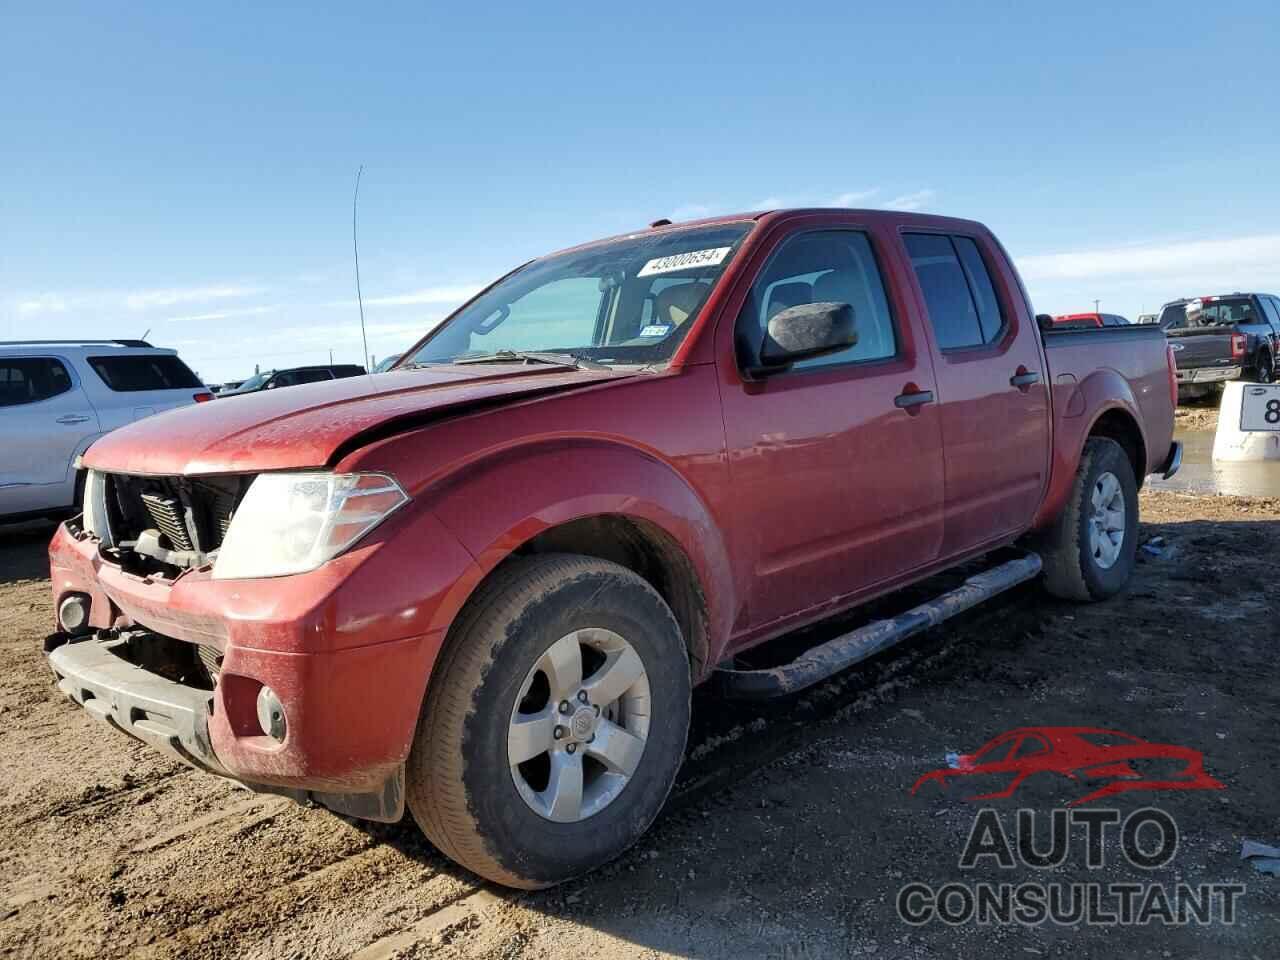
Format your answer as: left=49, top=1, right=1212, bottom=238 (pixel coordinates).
left=1, top=340, right=210, bottom=521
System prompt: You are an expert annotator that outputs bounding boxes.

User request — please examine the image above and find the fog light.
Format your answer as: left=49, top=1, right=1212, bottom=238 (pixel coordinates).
left=256, top=686, right=287, bottom=742
left=57, top=593, right=91, bottom=636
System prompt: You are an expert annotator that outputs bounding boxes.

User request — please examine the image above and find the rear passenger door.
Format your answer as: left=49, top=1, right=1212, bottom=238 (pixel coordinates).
left=0, top=356, right=100, bottom=515
left=719, top=225, right=945, bottom=633
left=902, top=230, right=1050, bottom=558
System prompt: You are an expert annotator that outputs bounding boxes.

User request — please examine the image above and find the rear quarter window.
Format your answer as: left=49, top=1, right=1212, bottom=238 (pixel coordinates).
left=88, top=355, right=203, bottom=392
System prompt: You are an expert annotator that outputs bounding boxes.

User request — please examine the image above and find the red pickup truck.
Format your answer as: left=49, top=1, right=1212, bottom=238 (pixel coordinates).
left=44, top=209, right=1179, bottom=889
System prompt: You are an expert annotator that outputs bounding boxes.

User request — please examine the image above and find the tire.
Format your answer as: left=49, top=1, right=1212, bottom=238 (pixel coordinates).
left=1037, top=437, right=1139, bottom=602
left=406, top=554, right=691, bottom=889
left=1255, top=351, right=1275, bottom=384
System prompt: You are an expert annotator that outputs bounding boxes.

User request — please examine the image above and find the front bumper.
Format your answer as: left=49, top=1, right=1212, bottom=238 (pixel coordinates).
left=45, top=508, right=479, bottom=817
left=1176, top=365, right=1241, bottom=384
left=47, top=631, right=223, bottom=774
left=45, top=630, right=406, bottom=821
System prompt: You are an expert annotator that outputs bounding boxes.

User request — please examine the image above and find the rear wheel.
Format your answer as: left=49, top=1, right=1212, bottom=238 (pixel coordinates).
left=406, top=554, right=691, bottom=889
left=1038, top=437, right=1138, bottom=601
left=1254, top=351, right=1275, bottom=384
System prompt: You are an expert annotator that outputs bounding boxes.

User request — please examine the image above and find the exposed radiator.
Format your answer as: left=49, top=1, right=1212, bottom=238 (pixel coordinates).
left=140, top=493, right=194, bottom=551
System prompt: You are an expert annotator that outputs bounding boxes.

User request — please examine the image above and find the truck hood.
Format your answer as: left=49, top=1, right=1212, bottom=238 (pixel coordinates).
left=83, top=365, right=628, bottom=476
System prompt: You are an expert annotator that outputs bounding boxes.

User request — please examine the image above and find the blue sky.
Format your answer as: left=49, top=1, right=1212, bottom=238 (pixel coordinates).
left=4, top=1, right=1279, bottom=381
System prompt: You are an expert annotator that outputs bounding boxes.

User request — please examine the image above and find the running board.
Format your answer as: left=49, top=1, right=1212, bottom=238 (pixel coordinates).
left=714, top=553, right=1043, bottom=699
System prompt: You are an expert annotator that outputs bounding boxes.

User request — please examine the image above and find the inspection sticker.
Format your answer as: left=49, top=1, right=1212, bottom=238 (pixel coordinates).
left=637, top=246, right=731, bottom=277
left=1240, top=384, right=1280, bottom=432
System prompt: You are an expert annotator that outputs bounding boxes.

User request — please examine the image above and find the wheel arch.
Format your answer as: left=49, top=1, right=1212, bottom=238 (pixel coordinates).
left=419, top=441, right=736, bottom=683
left=501, top=514, right=712, bottom=677
left=1085, top=406, right=1147, bottom=487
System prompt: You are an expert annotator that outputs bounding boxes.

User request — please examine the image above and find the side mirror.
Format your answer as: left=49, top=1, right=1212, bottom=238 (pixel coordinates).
left=751, top=302, right=857, bottom=377
left=1035, top=314, right=1056, bottom=332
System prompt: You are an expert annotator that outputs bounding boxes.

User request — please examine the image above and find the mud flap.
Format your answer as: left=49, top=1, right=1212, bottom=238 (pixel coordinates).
left=313, top=766, right=406, bottom=823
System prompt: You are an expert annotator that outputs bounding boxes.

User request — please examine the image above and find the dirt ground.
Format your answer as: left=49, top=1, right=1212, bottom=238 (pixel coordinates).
left=3, top=483, right=1279, bottom=959
left=1174, top=404, right=1220, bottom=433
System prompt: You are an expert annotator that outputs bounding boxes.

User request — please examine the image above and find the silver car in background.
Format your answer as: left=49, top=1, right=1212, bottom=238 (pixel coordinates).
left=0, top=340, right=210, bottom=521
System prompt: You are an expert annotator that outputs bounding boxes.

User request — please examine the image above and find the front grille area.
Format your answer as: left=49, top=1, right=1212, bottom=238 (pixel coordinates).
left=102, top=473, right=254, bottom=566
left=140, top=493, right=194, bottom=551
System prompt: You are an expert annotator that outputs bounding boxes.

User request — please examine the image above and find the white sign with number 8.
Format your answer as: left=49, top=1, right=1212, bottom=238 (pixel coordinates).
left=1239, top=385, right=1280, bottom=432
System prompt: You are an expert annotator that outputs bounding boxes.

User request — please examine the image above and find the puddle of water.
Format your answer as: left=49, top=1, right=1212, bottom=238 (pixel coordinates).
left=1147, top=427, right=1280, bottom=497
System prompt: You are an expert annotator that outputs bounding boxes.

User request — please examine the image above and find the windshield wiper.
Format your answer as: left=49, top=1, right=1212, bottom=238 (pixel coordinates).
left=451, top=350, right=607, bottom=370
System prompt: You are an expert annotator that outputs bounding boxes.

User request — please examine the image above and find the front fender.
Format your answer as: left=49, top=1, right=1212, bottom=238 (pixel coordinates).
left=402, top=438, right=738, bottom=673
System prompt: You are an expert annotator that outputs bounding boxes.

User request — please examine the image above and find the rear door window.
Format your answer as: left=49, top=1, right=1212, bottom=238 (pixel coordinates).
left=88, top=355, right=202, bottom=391
left=952, top=237, right=1005, bottom=342
left=905, top=234, right=985, bottom=350
left=0, top=357, right=74, bottom=406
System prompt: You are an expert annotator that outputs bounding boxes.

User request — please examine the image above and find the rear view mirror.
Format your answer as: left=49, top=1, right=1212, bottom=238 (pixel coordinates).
left=752, top=301, right=856, bottom=376
left=1036, top=314, right=1055, bottom=332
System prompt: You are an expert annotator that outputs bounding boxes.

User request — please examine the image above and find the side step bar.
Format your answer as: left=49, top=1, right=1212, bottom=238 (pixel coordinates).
left=715, top=553, right=1043, bottom=699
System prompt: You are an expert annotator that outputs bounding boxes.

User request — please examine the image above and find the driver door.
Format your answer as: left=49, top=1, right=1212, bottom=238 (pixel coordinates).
left=718, top=225, right=945, bottom=635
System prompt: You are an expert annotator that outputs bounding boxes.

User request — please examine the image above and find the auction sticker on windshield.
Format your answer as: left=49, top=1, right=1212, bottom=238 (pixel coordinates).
left=1240, top=385, right=1280, bottom=432
left=637, top=246, right=732, bottom=277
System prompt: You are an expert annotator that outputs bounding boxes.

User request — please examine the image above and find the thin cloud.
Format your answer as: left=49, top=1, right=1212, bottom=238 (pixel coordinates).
left=352, top=284, right=483, bottom=308
left=163, top=305, right=278, bottom=324
left=126, top=285, right=263, bottom=310
left=829, top=189, right=881, bottom=207
left=882, top=189, right=936, bottom=212
left=16, top=294, right=70, bottom=315
left=671, top=203, right=713, bottom=220
left=1018, top=233, right=1280, bottom=282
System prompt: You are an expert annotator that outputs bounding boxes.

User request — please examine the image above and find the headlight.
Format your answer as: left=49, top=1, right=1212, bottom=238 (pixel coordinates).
left=212, top=472, right=408, bottom=580
left=82, top=469, right=114, bottom=545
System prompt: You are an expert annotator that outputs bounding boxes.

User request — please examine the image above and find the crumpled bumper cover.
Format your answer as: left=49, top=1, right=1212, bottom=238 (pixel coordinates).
left=44, top=630, right=408, bottom=822
left=46, top=631, right=224, bottom=775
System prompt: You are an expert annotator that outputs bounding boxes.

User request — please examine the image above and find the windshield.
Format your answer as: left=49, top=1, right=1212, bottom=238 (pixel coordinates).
left=232, top=371, right=272, bottom=391
left=406, top=223, right=753, bottom=368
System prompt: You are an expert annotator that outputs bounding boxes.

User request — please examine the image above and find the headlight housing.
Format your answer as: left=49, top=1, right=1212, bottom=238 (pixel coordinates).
left=212, top=472, right=408, bottom=580
left=82, top=469, right=114, bottom=545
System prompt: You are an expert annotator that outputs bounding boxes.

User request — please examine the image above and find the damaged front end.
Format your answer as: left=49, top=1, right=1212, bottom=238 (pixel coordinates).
left=44, top=627, right=405, bottom=822
left=83, top=468, right=251, bottom=577
left=43, top=469, right=441, bottom=826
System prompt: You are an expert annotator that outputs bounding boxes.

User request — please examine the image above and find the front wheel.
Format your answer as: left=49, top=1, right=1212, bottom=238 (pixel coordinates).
left=406, top=554, right=691, bottom=889
left=1038, top=437, right=1139, bottom=601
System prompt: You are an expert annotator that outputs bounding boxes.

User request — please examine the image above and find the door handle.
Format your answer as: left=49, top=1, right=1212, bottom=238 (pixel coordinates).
left=1010, top=371, right=1041, bottom=388
left=894, top=390, right=935, bottom=409
left=56, top=415, right=91, bottom=425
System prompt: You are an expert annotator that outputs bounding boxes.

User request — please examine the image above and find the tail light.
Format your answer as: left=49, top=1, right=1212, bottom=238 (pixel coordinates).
left=1231, top=334, right=1246, bottom=360
left=193, top=392, right=214, bottom=403
left=1166, top=344, right=1178, bottom=409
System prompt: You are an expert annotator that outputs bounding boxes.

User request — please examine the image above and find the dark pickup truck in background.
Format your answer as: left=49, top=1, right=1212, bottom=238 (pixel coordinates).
left=1160, top=293, right=1280, bottom=397
left=44, top=208, right=1178, bottom=889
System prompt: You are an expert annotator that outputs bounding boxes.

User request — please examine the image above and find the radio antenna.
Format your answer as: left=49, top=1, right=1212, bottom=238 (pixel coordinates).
left=352, top=165, right=370, bottom=372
